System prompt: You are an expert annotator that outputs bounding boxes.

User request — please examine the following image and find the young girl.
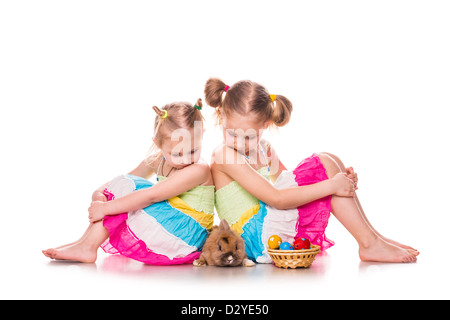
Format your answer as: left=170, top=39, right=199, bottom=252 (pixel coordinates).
left=204, top=78, right=419, bottom=263
left=42, top=99, right=215, bottom=265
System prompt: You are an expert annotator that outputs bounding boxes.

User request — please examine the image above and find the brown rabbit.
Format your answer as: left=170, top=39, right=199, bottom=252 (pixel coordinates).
left=193, top=219, right=255, bottom=267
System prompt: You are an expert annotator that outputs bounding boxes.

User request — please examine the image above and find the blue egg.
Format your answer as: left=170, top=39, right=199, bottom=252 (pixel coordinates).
left=279, top=242, right=293, bottom=250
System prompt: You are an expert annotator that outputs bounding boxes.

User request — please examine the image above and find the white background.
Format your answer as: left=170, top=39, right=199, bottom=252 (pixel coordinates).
left=1, top=0, right=449, bottom=300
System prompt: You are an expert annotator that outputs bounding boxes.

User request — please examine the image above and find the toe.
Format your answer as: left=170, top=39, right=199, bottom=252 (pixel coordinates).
left=42, top=249, right=52, bottom=258
left=406, top=253, right=417, bottom=263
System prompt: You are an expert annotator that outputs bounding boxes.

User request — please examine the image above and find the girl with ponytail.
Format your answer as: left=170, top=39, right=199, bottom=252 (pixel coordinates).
left=205, top=78, right=418, bottom=264
left=43, top=99, right=215, bottom=265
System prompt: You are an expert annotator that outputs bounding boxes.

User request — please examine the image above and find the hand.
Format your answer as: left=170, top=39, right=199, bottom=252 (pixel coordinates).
left=330, top=172, right=356, bottom=197
left=88, top=201, right=107, bottom=223
left=345, top=167, right=358, bottom=190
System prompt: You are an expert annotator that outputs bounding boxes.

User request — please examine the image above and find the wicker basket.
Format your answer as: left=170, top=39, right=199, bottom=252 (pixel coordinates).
left=267, top=245, right=321, bottom=269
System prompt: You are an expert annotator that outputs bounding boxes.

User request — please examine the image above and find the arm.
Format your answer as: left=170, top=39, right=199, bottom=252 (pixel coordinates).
left=214, top=146, right=353, bottom=210
left=218, top=161, right=336, bottom=210
left=88, top=163, right=211, bottom=222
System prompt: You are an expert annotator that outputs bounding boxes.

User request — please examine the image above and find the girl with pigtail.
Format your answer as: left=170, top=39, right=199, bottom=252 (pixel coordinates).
left=43, top=99, right=215, bottom=265
left=205, top=78, right=419, bottom=263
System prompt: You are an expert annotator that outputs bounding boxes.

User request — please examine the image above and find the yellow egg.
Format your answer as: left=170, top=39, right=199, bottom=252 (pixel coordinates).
left=268, top=235, right=282, bottom=249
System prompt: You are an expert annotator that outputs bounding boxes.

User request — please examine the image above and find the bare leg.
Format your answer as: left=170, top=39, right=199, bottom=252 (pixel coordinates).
left=352, top=195, right=418, bottom=253
left=42, top=221, right=109, bottom=263
left=49, top=197, right=110, bottom=251
left=319, top=152, right=418, bottom=255
left=317, top=153, right=417, bottom=263
left=43, top=223, right=95, bottom=253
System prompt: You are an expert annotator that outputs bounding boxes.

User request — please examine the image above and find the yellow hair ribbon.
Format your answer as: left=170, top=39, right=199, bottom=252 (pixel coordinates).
left=270, top=94, right=277, bottom=102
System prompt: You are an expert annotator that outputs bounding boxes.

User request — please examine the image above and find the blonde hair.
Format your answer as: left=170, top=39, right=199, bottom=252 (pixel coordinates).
left=204, top=78, right=293, bottom=127
left=146, top=99, right=204, bottom=163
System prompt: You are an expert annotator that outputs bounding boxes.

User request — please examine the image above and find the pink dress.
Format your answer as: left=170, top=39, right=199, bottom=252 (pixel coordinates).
left=292, top=153, right=334, bottom=250
left=258, top=153, right=334, bottom=262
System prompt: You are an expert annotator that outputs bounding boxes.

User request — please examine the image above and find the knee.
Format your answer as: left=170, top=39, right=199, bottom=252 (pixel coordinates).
left=317, top=152, right=346, bottom=176
left=318, top=152, right=341, bottom=163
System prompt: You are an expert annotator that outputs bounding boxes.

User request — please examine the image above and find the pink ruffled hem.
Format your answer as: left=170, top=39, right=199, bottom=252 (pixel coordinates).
left=100, top=189, right=201, bottom=265
left=293, top=153, right=335, bottom=251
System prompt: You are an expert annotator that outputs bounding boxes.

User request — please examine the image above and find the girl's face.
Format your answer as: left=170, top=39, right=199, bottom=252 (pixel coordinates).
left=159, top=127, right=203, bottom=169
left=221, top=112, right=267, bottom=155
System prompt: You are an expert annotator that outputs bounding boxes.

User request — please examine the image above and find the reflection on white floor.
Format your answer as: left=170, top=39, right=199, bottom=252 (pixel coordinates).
left=1, top=207, right=447, bottom=301
left=3, top=236, right=446, bottom=300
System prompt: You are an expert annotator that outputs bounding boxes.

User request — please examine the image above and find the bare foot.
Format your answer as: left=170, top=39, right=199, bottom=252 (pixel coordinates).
left=379, top=237, right=419, bottom=256
left=42, top=243, right=97, bottom=263
left=359, top=238, right=417, bottom=263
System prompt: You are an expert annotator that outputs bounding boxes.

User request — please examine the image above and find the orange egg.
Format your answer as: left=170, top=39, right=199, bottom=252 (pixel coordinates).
left=268, top=235, right=282, bottom=249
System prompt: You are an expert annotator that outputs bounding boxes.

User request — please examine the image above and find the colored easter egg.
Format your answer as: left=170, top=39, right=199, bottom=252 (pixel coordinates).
left=293, top=237, right=311, bottom=250
left=279, top=242, right=293, bottom=250
left=268, top=235, right=282, bottom=249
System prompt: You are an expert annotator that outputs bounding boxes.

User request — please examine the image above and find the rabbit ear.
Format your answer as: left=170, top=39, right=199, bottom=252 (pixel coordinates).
left=219, top=219, right=231, bottom=231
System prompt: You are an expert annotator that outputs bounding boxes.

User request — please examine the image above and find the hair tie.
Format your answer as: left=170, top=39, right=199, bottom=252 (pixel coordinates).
left=224, top=85, right=230, bottom=92
left=194, top=98, right=203, bottom=110
left=161, top=110, right=168, bottom=119
left=270, top=94, right=277, bottom=102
